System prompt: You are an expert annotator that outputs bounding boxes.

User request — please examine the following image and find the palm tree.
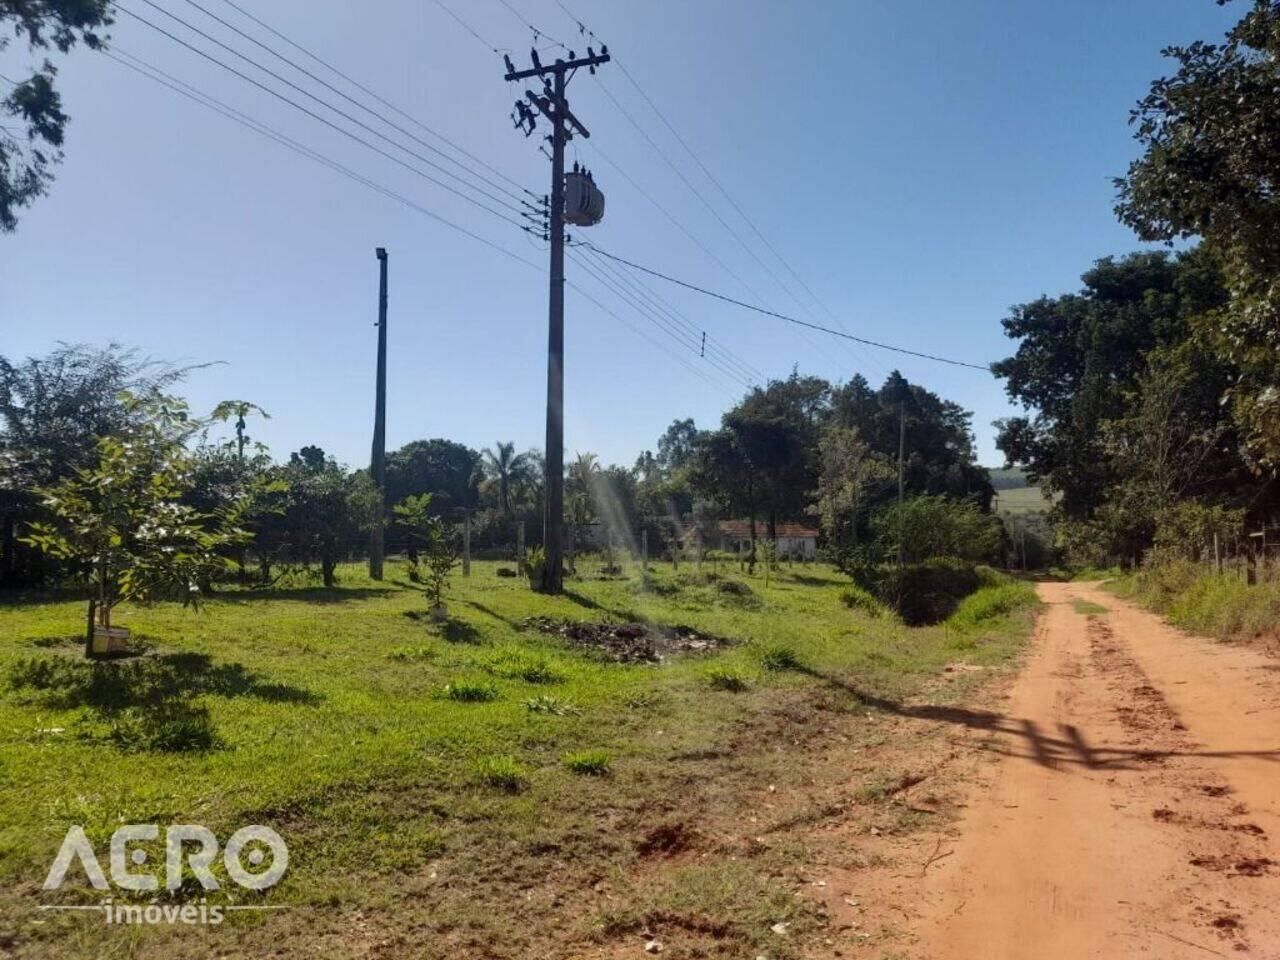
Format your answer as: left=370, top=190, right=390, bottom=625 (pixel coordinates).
left=482, top=442, right=527, bottom=519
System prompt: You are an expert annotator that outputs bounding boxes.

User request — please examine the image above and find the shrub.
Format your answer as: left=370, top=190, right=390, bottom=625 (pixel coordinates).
left=705, top=667, right=751, bottom=692
left=874, top=559, right=983, bottom=625
left=443, top=681, right=499, bottom=703
left=946, top=581, right=1038, bottom=631
left=871, top=496, right=1003, bottom=566
left=473, top=755, right=529, bottom=792
left=1127, top=560, right=1280, bottom=641
left=563, top=749, right=612, bottom=776
left=756, top=643, right=803, bottom=671
left=493, top=653, right=563, bottom=685
left=839, top=585, right=893, bottom=619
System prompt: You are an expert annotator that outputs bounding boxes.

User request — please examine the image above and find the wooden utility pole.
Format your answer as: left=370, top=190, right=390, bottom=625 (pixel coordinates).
left=504, top=47, right=610, bottom=594
left=369, top=247, right=389, bottom=581
left=897, top=401, right=906, bottom=504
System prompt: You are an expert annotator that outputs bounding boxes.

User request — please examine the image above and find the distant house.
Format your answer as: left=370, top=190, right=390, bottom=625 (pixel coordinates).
left=692, top=520, right=820, bottom=560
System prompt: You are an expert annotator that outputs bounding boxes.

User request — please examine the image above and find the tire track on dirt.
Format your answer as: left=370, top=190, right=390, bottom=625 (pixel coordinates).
left=884, top=582, right=1280, bottom=959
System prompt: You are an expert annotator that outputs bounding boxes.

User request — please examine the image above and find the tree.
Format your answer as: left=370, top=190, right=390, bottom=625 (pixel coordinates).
left=993, top=251, right=1224, bottom=518
left=723, top=372, right=830, bottom=540
left=280, top=448, right=374, bottom=587
left=0, top=343, right=194, bottom=586
left=22, top=394, right=253, bottom=657
left=809, top=425, right=895, bottom=572
left=656, top=418, right=703, bottom=471
left=393, top=493, right=457, bottom=613
left=482, top=441, right=527, bottom=519
left=383, top=439, right=479, bottom=520
left=870, top=496, right=1004, bottom=566
left=1116, top=0, right=1280, bottom=464
left=1, top=0, right=113, bottom=231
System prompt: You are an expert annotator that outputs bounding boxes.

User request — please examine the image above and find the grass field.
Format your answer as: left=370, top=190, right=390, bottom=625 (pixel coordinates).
left=0, top=560, right=1038, bottom=959
left=991, top=485, right=1054, bottom=517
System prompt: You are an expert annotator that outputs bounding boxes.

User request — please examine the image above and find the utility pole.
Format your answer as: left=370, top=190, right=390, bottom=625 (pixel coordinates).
left=897, top=401, right=906, bottom=504
left=504, top=46, right=610, bottom=594
left=369, top=247, right=389, bottom=581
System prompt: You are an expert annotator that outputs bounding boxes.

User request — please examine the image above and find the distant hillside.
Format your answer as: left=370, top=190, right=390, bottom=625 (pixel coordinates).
left=986, top=466, right=1054, bottom=516
left=987, top=466, right=1031, bottom=490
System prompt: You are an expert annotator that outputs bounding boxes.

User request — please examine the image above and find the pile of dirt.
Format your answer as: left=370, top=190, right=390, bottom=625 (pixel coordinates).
left=520, top=617, right=730, bottom=663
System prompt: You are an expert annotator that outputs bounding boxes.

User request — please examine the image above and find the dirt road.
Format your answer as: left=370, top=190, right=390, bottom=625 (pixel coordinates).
left=904, top=581, right=1280, bottom=958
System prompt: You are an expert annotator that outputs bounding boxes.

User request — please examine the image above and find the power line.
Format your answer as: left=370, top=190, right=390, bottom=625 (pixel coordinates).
left=546, top=0, right=887, bottom=378
left=175, top=0, right=531, bottom=207
left=429, top=0, right=504, bottom=55
left=105, top=47, right=742, bottom=405
left=118, top=1, right=529, bottom=222
left=493, top=0, right=568, bottom=49
left=612, top=55, right=888, bottom=374
left=214, top=0, right=531, bottom=197
left=105, top=48, right=545, bottom=268
left=576, top=241, right=764, bottom=385
left=578, top=242, right=994, bottom=372
left=567, top=251, right=742, bottom=398
left=570, top=248, right=753, bottom=391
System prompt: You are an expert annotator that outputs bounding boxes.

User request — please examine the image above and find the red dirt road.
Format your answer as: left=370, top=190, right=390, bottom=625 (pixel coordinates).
left=908, top=582, right=1280, bottom=959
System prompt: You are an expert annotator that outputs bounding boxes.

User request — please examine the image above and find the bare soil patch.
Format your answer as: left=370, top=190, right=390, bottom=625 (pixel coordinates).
left=520, top=616, right=731, bottom=662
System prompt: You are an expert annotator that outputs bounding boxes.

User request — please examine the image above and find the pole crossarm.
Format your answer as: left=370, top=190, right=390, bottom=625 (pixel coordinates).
left=524, top=90, right=590, bottom=139
left=504, top=50, right=610, bottom=82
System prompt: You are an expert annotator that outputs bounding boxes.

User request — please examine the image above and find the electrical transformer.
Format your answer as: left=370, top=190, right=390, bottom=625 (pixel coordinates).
left=564, top=168, right=605, bottom=226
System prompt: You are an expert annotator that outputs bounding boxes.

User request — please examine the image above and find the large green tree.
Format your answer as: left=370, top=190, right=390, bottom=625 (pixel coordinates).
left=993, top=251, right=1226, bottom=518
left=383, top=439, right=480, bottom=520
left=0, top=343, right=192, bottom=586
left=1116, top=0, right=1280, bottom=464
left=1, top=0, right=112, bottom=231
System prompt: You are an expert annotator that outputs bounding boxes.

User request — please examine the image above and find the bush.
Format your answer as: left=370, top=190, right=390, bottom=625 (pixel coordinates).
left=756, top=643, right=803, bottom=671
left=871, top=496, right=1003, bottom=566
left=473, top=755, right=530, bottom=792
left=946, top=581, right=1038, bottom=631
left=563, top=749, right=612, bottom=776
left=443, top=681, right=499, bottom=703
left=1126, top=560, right=1280, bottom=641
left=705, top=667, right=752, bottom=692
left=492, top=653, right=563, bottom=685
left=839, top=585, right=893, bottom=619
left=874, top=558, right=982, bottom=625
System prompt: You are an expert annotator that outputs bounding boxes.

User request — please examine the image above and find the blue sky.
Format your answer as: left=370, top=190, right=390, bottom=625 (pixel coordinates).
left=2, top=0, right=1238, bottom=468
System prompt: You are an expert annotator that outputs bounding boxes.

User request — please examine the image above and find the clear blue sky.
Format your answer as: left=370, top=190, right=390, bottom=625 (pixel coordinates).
left=1, top=0, right=1238, bottom=468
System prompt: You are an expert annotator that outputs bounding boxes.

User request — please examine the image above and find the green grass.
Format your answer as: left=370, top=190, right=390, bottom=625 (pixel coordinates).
left=992, top=484, right=1054, bottom=516
left=1071, top=599, right=1109, bottom=615
left=945, top=581, right=1041, bottom=632
left=1112, top=559, right=1280, bottom=642
left=0, top=560, right=1038, bottom=959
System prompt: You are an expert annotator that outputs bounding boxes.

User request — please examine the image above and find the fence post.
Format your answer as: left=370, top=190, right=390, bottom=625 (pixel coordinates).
left=641, top=529, right=648, bottom=572
left=517, top=521, right=526, bottom=575
left=462, top=514, right=471, bottom=577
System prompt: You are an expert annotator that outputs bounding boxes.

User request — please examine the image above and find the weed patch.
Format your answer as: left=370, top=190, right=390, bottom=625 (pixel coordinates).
left=563, top=749, right=612, bottom=776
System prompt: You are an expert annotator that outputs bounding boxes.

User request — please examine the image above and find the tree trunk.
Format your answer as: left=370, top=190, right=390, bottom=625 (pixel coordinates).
left=748, top=515, right=759, bottom=573
left=85, top=599, right=97, bottom=659
left=1, top=511, right=15, bottom=586
left=322, top=556, right=337, bottom=588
